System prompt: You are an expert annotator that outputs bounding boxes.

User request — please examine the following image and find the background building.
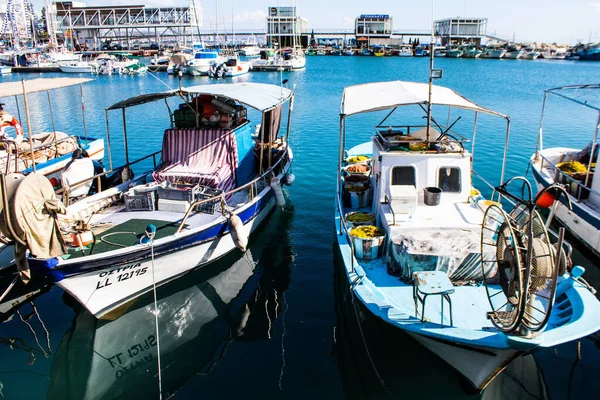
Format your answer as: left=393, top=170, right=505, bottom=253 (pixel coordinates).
left=355, top=14, right=392, bottom=45
left=434, top=17, right=487, bottom=46
left=266, top=6, right=307, bottom=48
left=53, top=1, right=202, bottom=50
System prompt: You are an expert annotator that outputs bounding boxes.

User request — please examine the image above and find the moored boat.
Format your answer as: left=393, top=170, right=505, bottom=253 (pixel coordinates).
left=397, top=45, right=413, bottom=57
left=251, top=47, right=306, bottom=71
left=0, top=66, right=12, bottom=74
left=335, top=79, right=600, bottom=390
left=504, top=47, right=524, bottom=59
left=462, top=47, right=482, bottom=58
left=59, top=61, right=96, bottom=73
left=3, top=82, right=295, bottom=319
left=445, top=46, right=463, bottom=58
left=530, top=84, right=600, bottom=257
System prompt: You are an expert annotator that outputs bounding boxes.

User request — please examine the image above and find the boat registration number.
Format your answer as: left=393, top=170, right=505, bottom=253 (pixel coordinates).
left=95, top=262, right=147, bottom=289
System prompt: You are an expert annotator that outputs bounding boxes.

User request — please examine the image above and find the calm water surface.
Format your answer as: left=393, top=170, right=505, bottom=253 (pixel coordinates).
left=0, top=57, right=599, bottom=399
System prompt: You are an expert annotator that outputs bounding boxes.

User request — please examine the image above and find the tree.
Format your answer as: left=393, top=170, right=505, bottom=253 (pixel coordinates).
left=310, top=29, right=316, bottom=47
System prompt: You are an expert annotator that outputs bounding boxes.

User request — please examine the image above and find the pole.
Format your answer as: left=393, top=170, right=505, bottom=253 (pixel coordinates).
left=80, top=84, right=88, bottom=141
left=105, top=110, right=113, bottom=170
left=425, top=0, right=435, bottom=142
left=21, top=80, right=35, bottom=172
left=122, top=109, right=130, bottom=167
left=46, top=92, right=57, bottom=144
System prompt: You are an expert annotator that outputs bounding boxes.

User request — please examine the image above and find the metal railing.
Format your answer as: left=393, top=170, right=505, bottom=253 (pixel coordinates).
left=538, top=154, right=599, bottom=201
left=175, top=149, right=290, bottom=234
left=57, top=150, right=161, bottom=205
left=374, top=124, right=470, bottom=152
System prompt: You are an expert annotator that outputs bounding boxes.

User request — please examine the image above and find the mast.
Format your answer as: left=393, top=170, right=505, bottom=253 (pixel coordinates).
left=425, top=0, right=435, bottom=142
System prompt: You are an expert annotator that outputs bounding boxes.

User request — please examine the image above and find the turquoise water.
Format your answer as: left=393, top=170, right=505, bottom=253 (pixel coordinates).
left=0, top=57, right=599, bottom=399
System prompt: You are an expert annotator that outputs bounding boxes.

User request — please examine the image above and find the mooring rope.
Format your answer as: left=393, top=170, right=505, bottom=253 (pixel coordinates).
left=147, top=229, right=163, bottom=400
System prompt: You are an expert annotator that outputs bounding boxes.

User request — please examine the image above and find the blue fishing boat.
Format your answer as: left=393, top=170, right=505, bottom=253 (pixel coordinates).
left=0, top=82, right=295, bottom=318
left=335, top=80, right=600, bottom=390
left=530, top=84, right=600, bottom=257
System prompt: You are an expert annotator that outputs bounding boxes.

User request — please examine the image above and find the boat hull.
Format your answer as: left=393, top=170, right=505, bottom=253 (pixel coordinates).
left=59, top=64, right=96, bottom=73
left=408, top=333, right=522, bottom=389
left=51, top=157, right=291, bottom=318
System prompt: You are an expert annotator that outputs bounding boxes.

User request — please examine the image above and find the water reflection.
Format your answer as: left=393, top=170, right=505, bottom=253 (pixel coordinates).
left=46, top=204, right=295, bottom=399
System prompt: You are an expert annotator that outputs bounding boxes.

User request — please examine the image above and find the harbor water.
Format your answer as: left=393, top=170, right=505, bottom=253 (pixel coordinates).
left=1, top=57, right=599, bottom=399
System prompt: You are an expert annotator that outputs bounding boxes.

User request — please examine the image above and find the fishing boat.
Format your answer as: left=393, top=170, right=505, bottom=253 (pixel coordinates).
left=504, top=47, right=524, bottom=59
left=462, top=47, right=482, bottom=58
left=46, top=202, right=293, bottom=399
left=251, top=47, right=306, bottom=71
left=373, top=46, right=385, bottom=57
left=2, top=82, right=295, bottom=319
left=187, top=46, right=226, bottom=76
left=530, top=84, right=600, bottom=257
left=316, top=45, right=327, bottom=56
left=521, top=48, right=541, bottom=60
left=360, top=48, right=372, bottom=56
left=0, top=78, right=104, bottom=181
left=342, top=47, right=355, bottom=56
left=398, top=45, right=413, bottom=57
left=240, top=36, right=261, bottom=57
left=208, top=58, right=252, bottom=78
left=481, top=46, right=506, bottom=59
left=445, top=46, right=463, bottom=58
left=59, top=60, right=97, bottom=73
left=335, top=80, right=600, bottom=390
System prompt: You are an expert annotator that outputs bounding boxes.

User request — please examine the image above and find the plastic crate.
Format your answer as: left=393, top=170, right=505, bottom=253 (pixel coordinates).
left=158, top=183, right=201, bottom=202
left=195, top=186, right=223, bottom=214
left=125, top=189, right=156, bottom=211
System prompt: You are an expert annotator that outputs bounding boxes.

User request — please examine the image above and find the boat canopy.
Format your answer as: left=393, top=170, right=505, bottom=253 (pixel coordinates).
left=546, top=84, right=600, bottom=112
left=340, top=81, right=508, bottom=119
left=0, top=78, right=93, bottom=98
left=106, top=83, right=293, bottom=113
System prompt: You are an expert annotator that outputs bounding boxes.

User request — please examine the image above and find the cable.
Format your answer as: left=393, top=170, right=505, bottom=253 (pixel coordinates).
left=147, top=229, right=163, bottom=400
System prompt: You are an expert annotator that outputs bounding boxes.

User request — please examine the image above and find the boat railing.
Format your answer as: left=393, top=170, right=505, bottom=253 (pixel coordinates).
left=335, top=187, right=354, bottom=273
left=57, top=150, right=162, bottom=205
left=374, top=124, right=470, bottom=151
left=0, top=135, right=81, bottom=168
left=175, top=148, right=290, bottom=234
left=538, top=154, right=600, bottom=201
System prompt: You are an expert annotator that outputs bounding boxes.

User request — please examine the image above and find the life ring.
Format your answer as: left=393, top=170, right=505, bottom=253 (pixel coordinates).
left=1, top=111, right=24, bottom=138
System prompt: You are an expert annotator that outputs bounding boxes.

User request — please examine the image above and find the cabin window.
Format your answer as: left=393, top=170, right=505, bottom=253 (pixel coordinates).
left=391, top=166, right=416, bottom=186
left=438, top=167, right=461, bottom=193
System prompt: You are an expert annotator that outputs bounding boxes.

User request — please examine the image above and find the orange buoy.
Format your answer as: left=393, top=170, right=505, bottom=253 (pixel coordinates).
left=536, top=191, right=555, bottom=208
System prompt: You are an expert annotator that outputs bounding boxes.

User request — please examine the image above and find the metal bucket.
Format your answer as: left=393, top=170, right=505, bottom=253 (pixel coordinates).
left=344, top=186, right=371, bottom=209
left=423, top=186, right=442, bottom=206
left=344, top=211, right=376, bottom=229
left=350, top=232, right=386, bottom=260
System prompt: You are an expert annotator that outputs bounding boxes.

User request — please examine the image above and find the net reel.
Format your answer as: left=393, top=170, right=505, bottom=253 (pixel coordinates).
left=480, top=177, right=571, bottom=335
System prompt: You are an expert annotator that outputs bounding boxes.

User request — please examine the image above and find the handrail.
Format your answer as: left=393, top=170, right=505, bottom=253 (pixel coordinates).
left=175, top=148, right=290, bottom=234
left=57, top=150, right=161, bottom=195
left=538, top=154, right=600, bottom=200
left=383, top=194, right=396, bottom=225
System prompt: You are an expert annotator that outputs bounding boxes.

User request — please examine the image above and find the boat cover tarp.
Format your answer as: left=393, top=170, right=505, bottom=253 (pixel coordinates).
left=388, top=228, right=497, bottom=283
left=0, top=173, right=66, bottom=283
left=106, top=83, right=292, bottom=112
left=0, top=78, right=93, bottom=98
left=340, top=81, right=507, bottom=118
left=152, top=128, right=239, bottom=193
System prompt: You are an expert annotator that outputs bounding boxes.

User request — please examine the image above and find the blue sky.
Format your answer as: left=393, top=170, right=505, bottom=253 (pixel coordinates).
left=28, top=0, right=600, bottom=44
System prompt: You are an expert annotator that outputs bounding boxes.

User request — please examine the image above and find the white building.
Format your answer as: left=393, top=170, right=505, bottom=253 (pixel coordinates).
left=265, top=6, right=307, bottom=47
left=434, top=17, right=487, bottom=46
left=355, top=14, right=393, bottom=39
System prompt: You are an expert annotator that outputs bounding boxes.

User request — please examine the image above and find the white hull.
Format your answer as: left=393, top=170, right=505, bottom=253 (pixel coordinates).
left=0, top=66, right=12, bottom=74
left=187, top=64, right=212, bottom=76
left=503, top=51, right=523, bottom=59
left=58, top=195, right=276, bottom=318
left=59, top=64, right=96, bottom=73
left=224, top=61, right=251, bottom=77
left=251, top=56, right=306, bottom=71
left=408, top=333, right=521, bottom=389
left=522, top=52, right=540, bottom=60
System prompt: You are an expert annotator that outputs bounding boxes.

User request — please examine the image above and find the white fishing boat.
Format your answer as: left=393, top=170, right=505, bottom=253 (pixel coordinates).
left=445, top=46, right=463, bottom=58
left=4, top=82, right=295, bottom=319
left=48, top=50, right=81, bottom=63
left=240, top=37, right=261, bottom=57
left=208, top=58, right=252, bottom=78
left=504, top=47, right=524, bottom=59
left=335, top=80, right=600, bottom=390
left=398, top=45, right=413, bottom=57
left=482, top=47, right=506, bottom=59
left=530, top=84, right=600, bottom=257
left=59, top=61, right=96, bottom=73
left=462, top=47, right=482, bottom=58
left=251, top=47, right=306, bottom=71
left=522, top=49, right=541, bottom=60
left=167, top=52, right=193, bottom=75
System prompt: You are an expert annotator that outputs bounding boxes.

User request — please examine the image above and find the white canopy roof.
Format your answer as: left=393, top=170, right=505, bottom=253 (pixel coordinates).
left=106, top=82, right=292, bottom=112
left=0, top=78, right=93, bottom=98
left=340, top=81, right=507, bottom=118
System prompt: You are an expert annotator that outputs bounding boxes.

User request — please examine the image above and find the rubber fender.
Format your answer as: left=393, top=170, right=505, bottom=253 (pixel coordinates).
left=228, top=212, right=247, bottom=252
left=270, top=175, right=285, bottom=209
left=282, top=173, right=295, bottom=186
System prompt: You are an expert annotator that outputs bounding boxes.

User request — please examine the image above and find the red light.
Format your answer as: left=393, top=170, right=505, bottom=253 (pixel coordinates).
left=49, top=177, right=59, bottom=188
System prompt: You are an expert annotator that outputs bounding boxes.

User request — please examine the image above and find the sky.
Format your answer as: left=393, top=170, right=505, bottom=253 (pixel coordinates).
left=23, top=0, right=600, bottom=45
